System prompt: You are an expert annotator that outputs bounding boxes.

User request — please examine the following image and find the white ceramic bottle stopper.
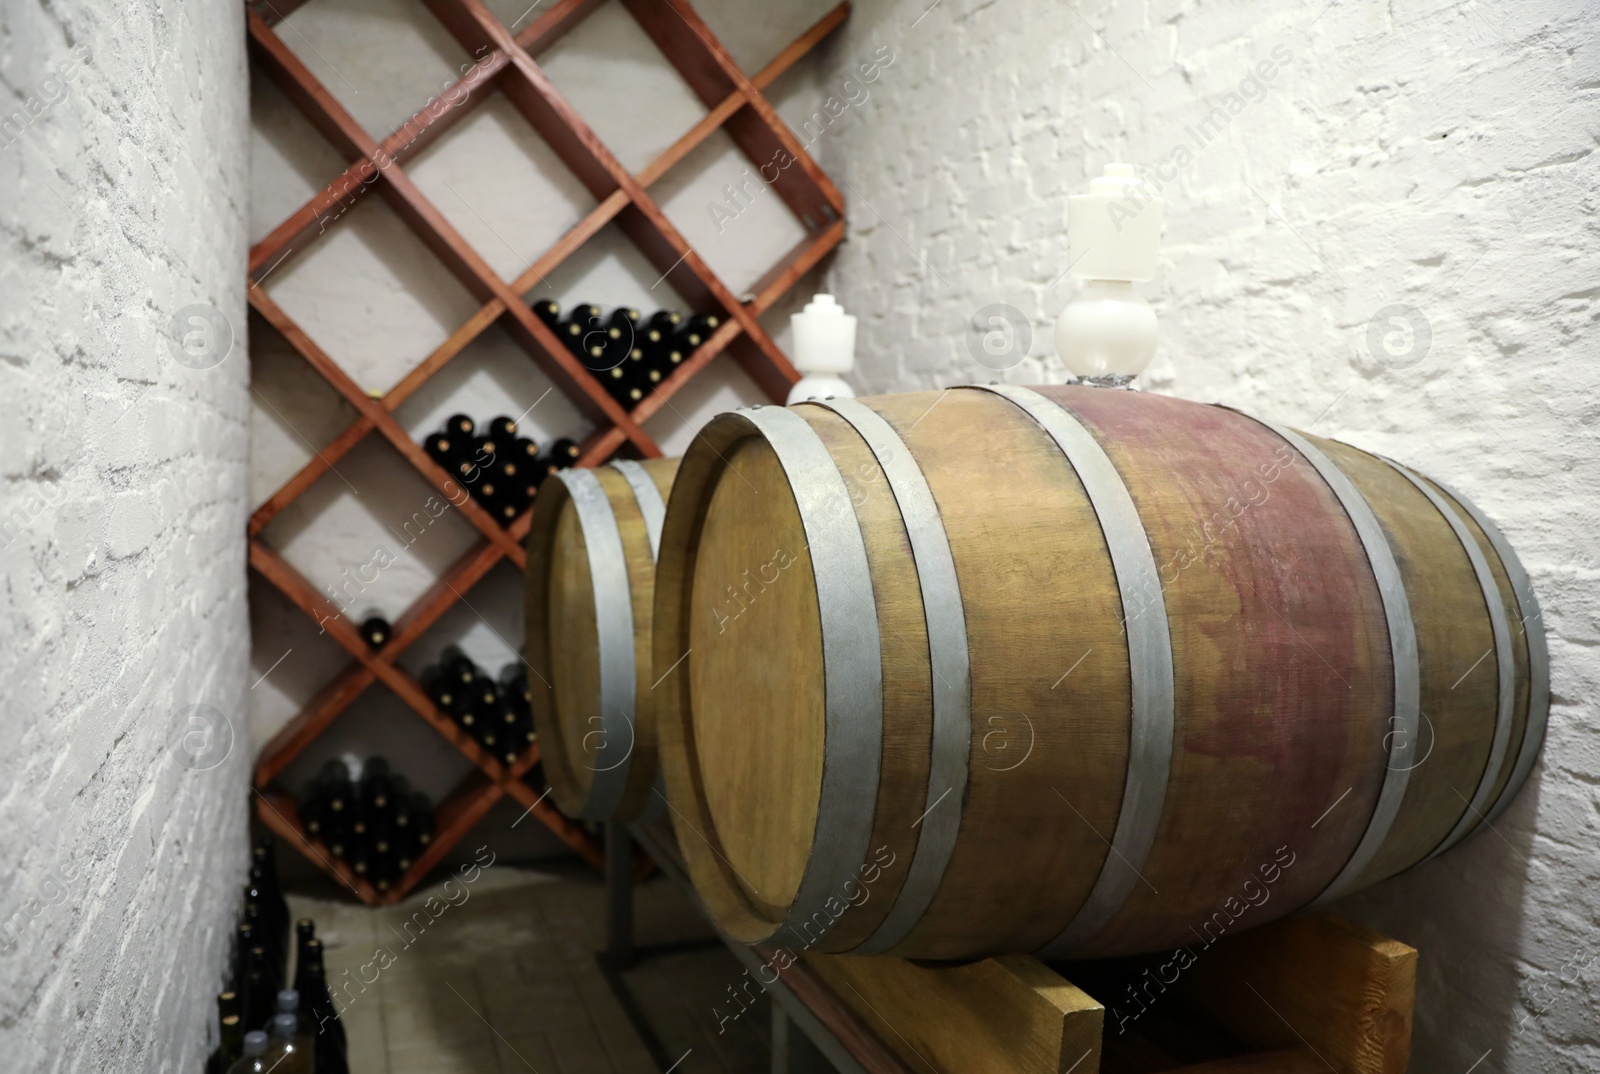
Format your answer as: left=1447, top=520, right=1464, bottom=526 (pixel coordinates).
left=1055, top=163, right=1164, bottom=384
left=785, top=294, right=857, bottom=405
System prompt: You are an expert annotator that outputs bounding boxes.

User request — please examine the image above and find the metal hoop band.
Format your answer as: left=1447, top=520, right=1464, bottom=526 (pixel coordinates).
left=610, top=459, right=667, bottom=560
left=735, top=406, right=886, bottom=946
left=807, top=397, right=973, bottom=955
left=1428, top=478, right=1549, bottom=829
left=963, top=385, right=1177, bottom=959
left=557, top=468, right=638, bottom=819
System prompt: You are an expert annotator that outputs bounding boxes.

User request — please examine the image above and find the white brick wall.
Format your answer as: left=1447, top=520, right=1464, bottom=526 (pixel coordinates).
left=0, top=1, right=249, bottom=1070
left=822, top=0, right=1598, bottom=1069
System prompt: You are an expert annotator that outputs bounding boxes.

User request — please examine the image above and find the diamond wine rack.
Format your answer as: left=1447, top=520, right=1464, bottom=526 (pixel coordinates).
left=246, top=0, right=848, bottom=905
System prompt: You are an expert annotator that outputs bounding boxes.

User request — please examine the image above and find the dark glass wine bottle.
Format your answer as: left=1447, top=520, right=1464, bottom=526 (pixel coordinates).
left=420, top=665, right=459, bottom=716
left=512, top=436, right=540, bottom=463
left=359, top=757, right=393, bottom=813
left=207, top=991, right=245, bottom=1074
left=234, top=921, right=255, bottom=993
left=241, top=944, right=273, bottom=1032
left=672, top=322, right=705, bottom=353
left=247, top=864, right=289, bottom=986
left=557, top=304, right=603, bottom=358
left=292, top=919, right=316, bottom=1000
left=685, top=311, right=721, bottom=337
left=488, top=415, right=517, bottom=441
left=299, top=940, right=348, bottom=1070
left=358, top=614, right=390, bottom=649
left=423, top=431, right=459, bottom=470
left=531, top=299, right=560, bottom=329
left=410, top=791, right=436, bottom=849
left=444, top=413, right=475, bottom=438
left=645, top=309, right=682, bottom=334
left=547, top=438, right=580, bottom=467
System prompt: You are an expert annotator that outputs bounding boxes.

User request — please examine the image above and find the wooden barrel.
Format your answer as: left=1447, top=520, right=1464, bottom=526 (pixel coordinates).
left=653, top=386, right=1547, bottom=960
left=525, top=457, right=678, bottom=821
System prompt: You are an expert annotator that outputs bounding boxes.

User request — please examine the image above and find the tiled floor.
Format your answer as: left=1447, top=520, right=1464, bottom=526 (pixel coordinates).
left=288, top=861, right=772, bottom=1074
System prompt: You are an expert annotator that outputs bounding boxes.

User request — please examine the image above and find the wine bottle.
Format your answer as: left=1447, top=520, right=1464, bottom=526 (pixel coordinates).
left=547, top=438, right=581, bottom=467
left=599, top=363, right=640, bottom=406
left=557, top=304, right=603, bottom=358
left=491, top=494, right=521, bottom=526
left=685, top=311, right=722, bottom=337
left=358, top=614, right=390, bottom=649
left=645, top=309, right=682, bottom=335
left=292, top=920, right=316, bottom=1000
left=488, top=415, right=518, bottom=441
left=241, top=944, right=273, bottom=1032
left=234, top=920, right=254, bottom=990
left=252, top=841, right=290, bottom=964
left=276, top=990, right=317, bottom=1071
left=410, top=791, right=436, bottom=848
left=298, top=940, right=348, bottom=1069
left=226, top=1031, right=271, bottom=1074
left=247, top=865, right=289, bottom=986
left=268, top=1013, right=313, bottom=1074
left=359, top=757, right=393, bottom=812
left=642, top=326, right=685, bottom=378
left=206, top=991, right=245, bottom=1074
left=672, top=321, right=706, bottom=354
left=420, top=665, right=459, bottom=715
left=511, top=436, right=540, bottom=464
left=531, top=298, right=560, bottom=329
left=444, top=413, right=475, bottom=439
left=606, top=306, right=641, bottom=333
left=423, top=431, right=460, bottom=470
left=469, top=432, right=500, bottom=467
left=242, top=893, right=283, bottom=998
left=442, top=647, right=479, bottom=687
left=624, top=346, right=664, bottom=396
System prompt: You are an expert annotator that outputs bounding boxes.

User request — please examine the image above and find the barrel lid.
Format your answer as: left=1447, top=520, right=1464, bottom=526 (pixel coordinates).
left=684, top=431, right=828, bottom=919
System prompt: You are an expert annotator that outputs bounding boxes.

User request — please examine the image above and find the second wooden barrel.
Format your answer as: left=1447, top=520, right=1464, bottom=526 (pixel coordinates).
left=653, top=386, right=1547, bottom=960
left=525, top=457, right=678, bottom=821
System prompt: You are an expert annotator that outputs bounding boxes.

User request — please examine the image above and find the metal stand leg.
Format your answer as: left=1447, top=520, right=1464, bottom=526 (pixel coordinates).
left=603, top=822, right=635, bottom=970
left=772, top=1005, right=831, bottom=1074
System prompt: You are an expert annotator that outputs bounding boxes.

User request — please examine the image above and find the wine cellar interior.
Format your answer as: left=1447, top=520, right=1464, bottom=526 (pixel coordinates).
left=3, top=1, right=1597, bottom=1073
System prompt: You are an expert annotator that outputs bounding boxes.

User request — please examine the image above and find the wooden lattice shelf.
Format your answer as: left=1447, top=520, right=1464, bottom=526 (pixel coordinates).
left=247, top=0, right=849, bottom=904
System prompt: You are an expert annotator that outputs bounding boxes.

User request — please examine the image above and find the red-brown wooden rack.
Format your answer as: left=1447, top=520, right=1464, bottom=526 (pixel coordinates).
left=247, top=0, right=848, bottom=905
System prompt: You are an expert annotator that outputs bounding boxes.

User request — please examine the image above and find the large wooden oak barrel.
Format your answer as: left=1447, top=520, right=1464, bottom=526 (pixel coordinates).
left=525, top=458, right=677, bottom=821
left=652, top=386, right=1547, bottom=960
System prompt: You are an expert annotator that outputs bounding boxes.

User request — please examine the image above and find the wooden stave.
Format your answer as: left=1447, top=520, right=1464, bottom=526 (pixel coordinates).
left=524, top=457, right=677, bottom=822
left=1032, top=388, right=1392, bottom=958
left=655, top=388, right=1546, bottom=960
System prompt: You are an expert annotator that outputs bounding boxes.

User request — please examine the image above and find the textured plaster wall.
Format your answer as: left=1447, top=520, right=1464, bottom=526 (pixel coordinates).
left=0, top=0, right=250, bottom=1070
left=819, top=0, right=1598, bottom=1069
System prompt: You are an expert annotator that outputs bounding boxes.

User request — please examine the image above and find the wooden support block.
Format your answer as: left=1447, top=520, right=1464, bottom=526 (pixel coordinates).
left=803, top=952, right=1103, bottom=1074
left=1157, top=913, right=1415, bottom=1074
left=1166, top=1047, right=1327, bottom=1073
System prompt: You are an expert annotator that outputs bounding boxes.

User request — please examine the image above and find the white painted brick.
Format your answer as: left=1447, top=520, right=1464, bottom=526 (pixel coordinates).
left=0, top=0, right=249, bottom=1071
